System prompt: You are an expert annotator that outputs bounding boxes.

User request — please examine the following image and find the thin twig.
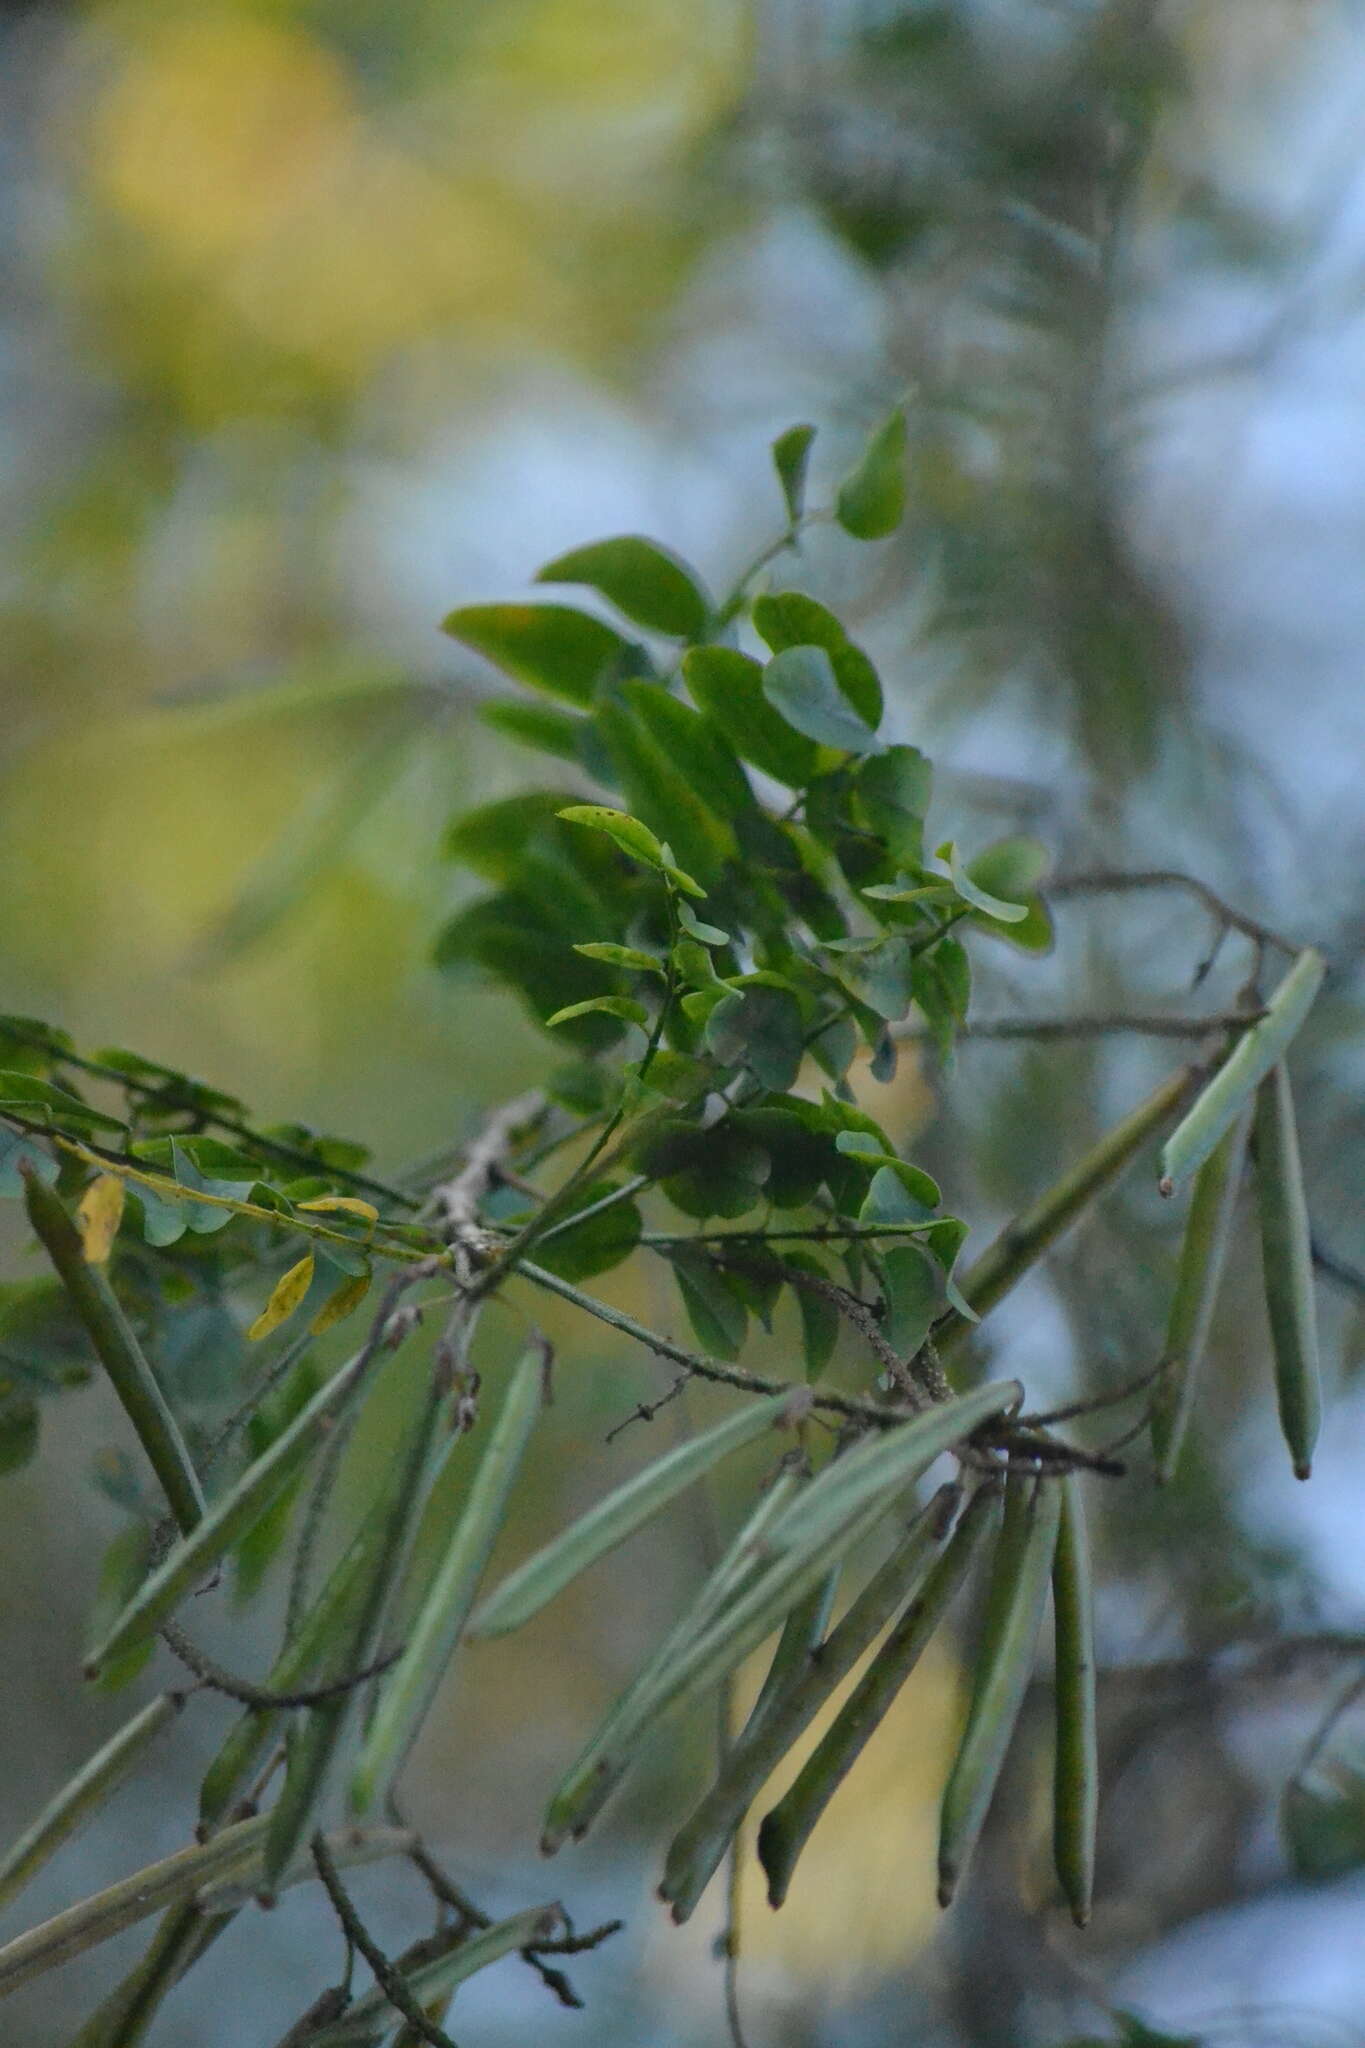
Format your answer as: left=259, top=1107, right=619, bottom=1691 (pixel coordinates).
left=1047, top=869, right=1299, bottom=957
left=158, top=1620, right=401, bottom=1712
left=311, top=1834, right=458, bottom=2048
left=896, top=1010, right=1264, bottom=1044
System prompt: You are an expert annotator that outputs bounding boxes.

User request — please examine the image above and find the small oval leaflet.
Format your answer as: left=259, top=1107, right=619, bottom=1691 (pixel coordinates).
left=247, top=1253, right=316, bottom=1341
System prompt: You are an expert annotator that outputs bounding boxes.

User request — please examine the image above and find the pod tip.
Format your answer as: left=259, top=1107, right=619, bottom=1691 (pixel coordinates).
left=1294, top=1459, right=1313, bottom=1482
left=538, top=1830, right=562, bottom=1858
left=1157, top=1175, right=1175, bottom=1199
left=82, top=1658, right=100, bottom=1682
left=1070, top=1904, right=1091, bottom=1929
left=936, top=1873, right=957, bottom=1910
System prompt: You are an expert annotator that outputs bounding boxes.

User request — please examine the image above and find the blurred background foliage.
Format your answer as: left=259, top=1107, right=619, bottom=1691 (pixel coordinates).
left=1, top=0, right=1364, bottom=2043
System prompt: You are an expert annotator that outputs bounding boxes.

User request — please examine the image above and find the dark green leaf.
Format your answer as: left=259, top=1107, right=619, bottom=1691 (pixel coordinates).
left=670, top=1248, right=749, bottom=1360
left=763, top=648, right=882, bottom=755
left=704, top=982, right=806, bottom=1093
left=0, top=1073, right=126, bottom=1135
left=530, top=1180, right=643, bottom=1283
left=0, top=1392, right=38, bottom=1477
left=880, top=1245, right=940, bottom=1355
left=479, top=698, right=590, bottom=763
left=443, top=603, right=641, bottom=706
left=784, top=1251, right=841, bottom=1377
left=536, top=536, right=710, bottom=640
left=682, top=646, right=819, bottom=787
left=622, top=681, right=756, bottom=819
left=443, top=791, right=580, bottom=879
left=772, top=424, right=816, bottom=523
left=856, top=747, right=933, bottom=865
left=634, top=1120, right=769, bottom=1220
left=835, top=407, right=907, bottom=539
left=751, top=592, right=883, bottom=727
left=596, top=700, right=734, bottom=885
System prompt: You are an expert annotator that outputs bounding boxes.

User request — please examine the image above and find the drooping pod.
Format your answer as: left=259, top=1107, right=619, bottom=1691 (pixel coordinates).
left=1150, top=1108, right=1251, bottom=1482
left=1051, top=1473, right=1097, bottom=1928
left=1253, top=1061, right=1322, bottom=1480
left=755, top=1481, right=998, bottom=1911
left=937, top=1470, right=1061, bottom=1908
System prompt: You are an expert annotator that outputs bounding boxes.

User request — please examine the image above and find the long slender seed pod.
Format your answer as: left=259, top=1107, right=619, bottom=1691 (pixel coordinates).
left=261, top=1347, right=483, bottom=1891
left=348, top=1348, right=545, bottom=1816
left=1254, top=1062, right=1322, bottom=1480
left=198, top=1407, right=471, bottom=1831
left=469, top=1390, right=799, bottom=1638
left=757, top=1380, right=1021, bottom=1555
left=66, top=1900, right=227, bottom=2048
left=660, top=1485, right=961, bottom=1922
left=936, top=1071, right=1195, bottom=1355
left=1051, top=1473, right=1097, bottom=1928
left=937, top=1472, right=1062, bottom=1908
left=22, top=1167, right=205, bottom=1536
left=540, top=1472, right=804, bottom=1853
left=1159, top=948, right=1324, bottom=1193
left=0, top=1694, right=182, bottom=1914
left=757, top=1482, right=999, bottom=1910
left=740, top=1565, right=841, bottom=1750
left=304, top=1904, right=564, bottom=2047
left=0, top=1815, right=268, bottom=1996
left=1150, top=1108, right=1251, bottom=1481
left=84, top=1336, right=382, bottom=1677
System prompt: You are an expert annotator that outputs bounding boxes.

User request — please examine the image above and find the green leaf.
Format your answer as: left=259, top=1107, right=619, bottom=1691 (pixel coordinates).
left=442, top=602, right=639, bottom=705
left=529, top=1180, right=642, bottom=1283
left=595, top=699, right=733, bottom=886
left=443, top=790, right=580, bottom=880
left=537, top=536, right=710, bottom=640
left=763, top=647, right=882, bottom=755
left=677, top=901, right=729, bottom=946
left=783, top=1250, right=841, bottom=1377
left=622, top=680, right=756, bottom=819
left=682, top=646, right=819, bottom=787
left=0, top=1392, right=38, bottom=1477
left=1284, top=1772, right=1365, bottom=1881
left=0, top=1127, right=57, bottom=1200
left=966, top=836, right=1049, bottom=899
left=0, top=1072, right=126, bottom=1135
left=704, top=981, right=806, bottom=1092
left=850, top=1152, right=941, bottom=1218
left=479, top=698, right=590, bottom=762
left=546, top=995, right=649, bottom=1030
left=729, top=1106, right=834, bottom=1210
left=558, top=802, right=665, bottom=868
left=880, top=1244, right=940, bottom=1356
left=634, top=1119, right=769, bottom=1221
left=573, top=942, right=666, bottom=977
left=937, top=840, right=1028, bottom=922
left=670, top=1247, right=749, bottom=1360
left=772, top=424, right=816, bottom=523
left=751, top=592, right=883, bottom=727
left=834, top=407, right=907, bottom=539
left=856, top=747, right=933, bottom=865
left=1159, top=948, right=1326, bottom=1192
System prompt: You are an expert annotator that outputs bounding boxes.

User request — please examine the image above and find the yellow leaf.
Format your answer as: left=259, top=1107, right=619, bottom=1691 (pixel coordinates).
left=77, top=1175, right=126, bottom=1265
left=248, top=1254, right=315, bottom=1341
left=309, top=1271, right=372, bottom=1335
left=296, top=1196, right=380, bottom=1226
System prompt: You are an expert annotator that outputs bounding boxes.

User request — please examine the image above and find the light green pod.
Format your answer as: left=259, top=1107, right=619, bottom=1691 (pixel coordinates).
left=1254, top=1061, right=1322, bottom=1480
left=661, top=1485, right=961, bottom=1923
left=348, top=1347, right=545, bottom=1816
left=1150, top=1108, right=1250, bottom=1482
left=937, top=1471, right=1061, bottom=1908
left=0, top=1693, right=182, bottom=1914
left=757, top=1480, right=999, bottom=1911
left=23, top=1168, right=205, bottom=1537
left=1159, top=948, right=1324, bottom=1193
left=1051, top=1472, right=1097, bottom=1928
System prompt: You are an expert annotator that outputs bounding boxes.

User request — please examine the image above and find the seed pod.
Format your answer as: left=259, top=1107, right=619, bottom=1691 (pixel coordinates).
left=1051, top=1473, right=1097, bottom=1928
left=1159, top=947, right=1324, bottom=1194
left=22, top=1166, right=205, bottom=1537
left=756, top=1481, right=998, bottom=1911
left=937, top=1471, right=1061, bottom=1908
left=1253, top=1061, right=1322, bottom=1480
left=1150, top=1108, right=1250, bottom=1482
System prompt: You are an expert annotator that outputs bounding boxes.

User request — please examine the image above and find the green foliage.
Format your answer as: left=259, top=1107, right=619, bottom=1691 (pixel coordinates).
left=0, top=420, right=1338, bottom=2047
